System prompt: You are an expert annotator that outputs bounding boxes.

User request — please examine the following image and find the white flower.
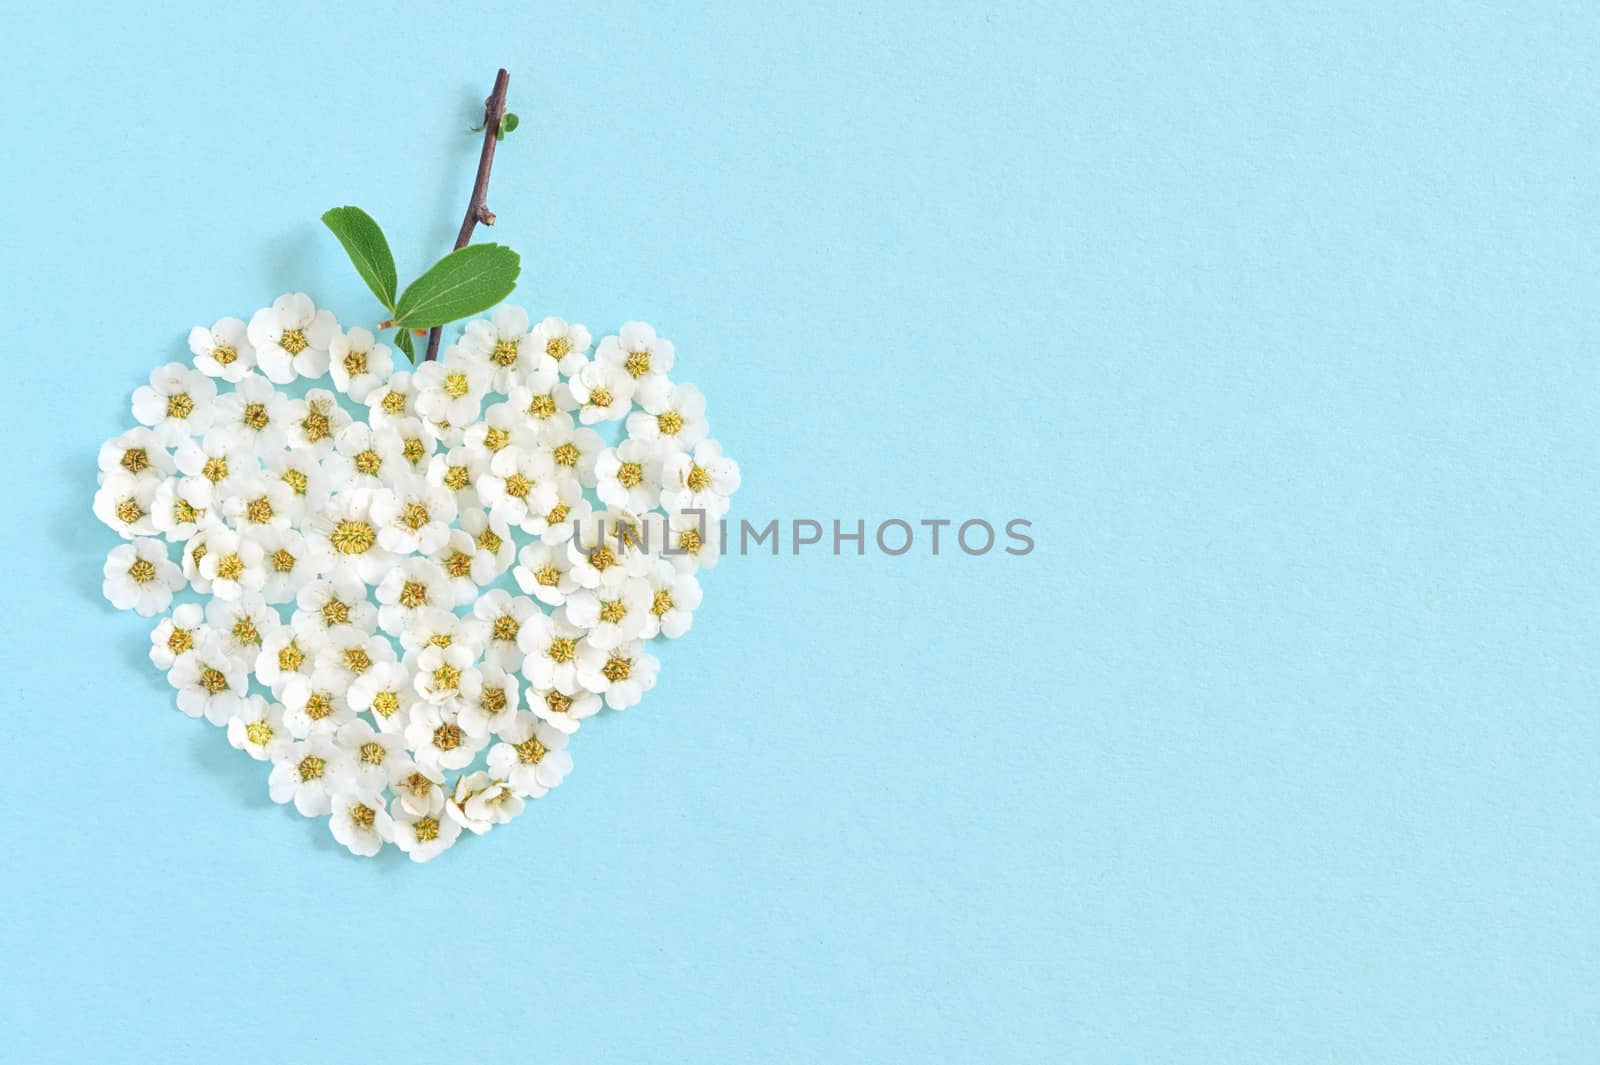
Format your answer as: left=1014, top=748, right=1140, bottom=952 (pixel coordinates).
left=102, top=537, right=184, bottom=616
left=405, top=700, right=488, bottom=771
left=566, top=509, right=651, bottom=590
left=389, top=798, right=461, bottom=862
left=660, top=438, right=740, bottom=518
left=205, top=592, right=280, bottom=663
left=520, top=472, right=587, bottom=545
left=371, top=477, right=457, bottom=555
left=426, top=444, right=489, bottom=511
left=595, top=438, right=662, bottom=513
left=285, top=388, right=352, bottom=455
left=151, top=475, right=212, bottom=541
left=248, top=292, right=337, bottom=383
left=219, top=472, right=294, bottom=533
left=461, top=305, right=541, bottom=392
left=506, top=366, right=577, bottom=435
left=328, top=327, right=395, bottom=402
left=98, top=427, right=175, bottom=484
left=281, top=672, right=355, bottom=738
left=446, top=770, right=524, bottom=835
left=640, top=559, right=702, bottom=639
left=379, top=416, right=437, bottom=479
left=329, top=789, right=395, bottom=857
left=398, top=606, right=485, bottom=660
left=563, top=359, right=634, bottom=424
left=411, top=643, right=482, bottom=709
left=150, top=603, right=206, bottom=670
left=189, top=316, right=256, bottom=382
left=388, top=759, right=445, bottom=817
left=303, top=489, right=396, bottom=586
left=527, top=683, right=599, bottom=735
left=566, top=576, right=652, bottom=650
left=94, top=471, right=159, bottom=538
left=348, top=660, right=419, bottom=735
left=250, top=525, right=331, bottom=604
left=576, top=638, right=659, bottom=710
left=174, top=432, right=254, bottom=500
left=211, top=372, right=291, bottom=452
left=530, top=316, right=591, bottom=376
left=628, top=380, right=709, bottom=450
left=512, top=539, right=580, bottom=607
left=335, top=718, right=407, bottom=793
left=181, top=524, right=220, bottom=594
left=196, top=525, right=267, bottom=601
left=262, top=448, right=330, bottom=526
left=291, top=574, right=379, bottom=637
left=268, top=736, right=350, bottom=816
left=596, top=321, right=674, bottom=394
left=486, top=713, right=573, bottom=798
left=316, top=626, right=396, bottom=686
left=476, top=445, right=558, bottom=529
left=459, top=663, right=520, bottom=738
left=131, top=362, right=217, bottom=444
left=430, top=529, right=496, bottom=605
left=516, top=606, right=587, bottom=693
left=462, top=399, right=536, bottom=456
left=472, top=590, right=540, bottom=671
left=227, top=695, right=292, bottom=761
left=413, top=344, right=490, bottom=428
left=365, top=369, right=417, bottom=428
left=551, top=406, right=611, bottom=475
left=645, top=508, right=722, bottom=573
left=375, top=557, right=451, bottom=635
left=255, top=626, right=323, bottom=696
left=457, top=507, right=515, bottom=578
left=169, top=637, right=249, bottom=724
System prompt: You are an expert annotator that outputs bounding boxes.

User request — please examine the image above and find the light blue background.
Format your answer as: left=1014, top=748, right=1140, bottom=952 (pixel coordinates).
left=2, top=2, right=1596, bottom=1062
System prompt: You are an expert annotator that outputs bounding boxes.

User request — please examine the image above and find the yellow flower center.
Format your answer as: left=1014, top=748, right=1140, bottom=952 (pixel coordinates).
left=349, top=803, right=376, bottom=829
left=602, top=655, right=632, bottom=682
left=551, top=443, right=578, bottom=468
left=166, top=392, right=194, bottom=419
left=599, top=599, right=627, bottom=624
left=398, top=580, right=429, bottom=608
left=483, top=426, right=510, bottom=451
left=546, top=336, right=571, bottom=360
left=321, top=599, right=351, bottom=626
left=492, top=615, right=519, bottom=641
left=403, top=437, right=426, bottom=464
left=115, top=499, right=144, bottom=525
left=372, top=690, right=400, bottom=717
left=400, top=502, right=430, bottom=530
left=444, top=550, right=474, bottom=578
left=354, top=449, right=382, bottom=476
left=282, top=468, right=308, bottom=494
left=359, top=741, right=387, bottom=766
left=331, top=520, right=376, bottom=554
left=272, top=548, right=296, bottom=572
left=652, top=589, right=674, bottom=617
left=216, top=554, right=244, bottom=581
left=546, top=503, right=570, bottom=525
left=482, top=687, right=508, bottom=713
left=413, top=816, right=440, bottom=842
left=174, top=499, right=202, bottom=524
left=246, top=497, right=273, bottom=524
left=492, top=339, right=520, bottom=366
left=527, top=393, right=557, bottom=419
left=245, top=720, right=274, bottom=746
left=534, top=563, right=560, bottom=587
left=278, top=642, right=305, bottom=671
left=302, top=406, right=330, bottom=442
left=679, top=528, right=703, bottom=554
left=686, top=464, right=711, bottom=492
left=200, top=667, right=228, bottom=693
left=656, top=411, right=684, bottom=435
left=381, top=390, right=407, bottom=414
left=617, top=462, right=644, bottom=488
left=242, top=402, right=269, bottom=430
left=120, top=448, right=150, bottom=474
left=231, top=618, right=260, bottom=645
left=297, top=754, right=325, bottom=781
left=516, top=736, right=547, bottom=764
left=546, top=691, right=572, bottom=714
left=280, top=328, right=309, bottom=355
left=167, top=627, right=194, bottom=655
left=589, top=545, right=616, bottom=571
left=343, top=349, right=367, bottom=376
left=128, top=558, right=157, bottom=583
left=547, top=637, right=576, bottom=663
left=432, top=723, right=462, bottom=750
left=587, top=387, right=613, bottom=409
left=304, top=693, right=334, bottom=720
left=202, top=456, right=228, bottom=483
left=443, top=465, right=470, bottom=490
left=504, top=473, right=532, bottom=499
left=344, top=648, right=371, bottom=674
left=443, top=372, right=470, bottom=399
left=432, top=664, right=461, bottom=691
left=623, top=350, right=650, bottom=377
left=211, top=346, right=238, bottom=366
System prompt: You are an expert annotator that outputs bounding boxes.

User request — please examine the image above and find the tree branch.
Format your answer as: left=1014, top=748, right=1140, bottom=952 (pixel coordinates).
left=424, top=68, right=511, bottom=362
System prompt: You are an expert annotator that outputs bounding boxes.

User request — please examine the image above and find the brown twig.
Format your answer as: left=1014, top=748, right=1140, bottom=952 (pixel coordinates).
left=424, top=68, right=511, bottom=362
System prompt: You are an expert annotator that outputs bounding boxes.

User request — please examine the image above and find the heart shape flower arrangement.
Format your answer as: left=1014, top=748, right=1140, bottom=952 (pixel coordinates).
left=90, top=72, right=739, bottom=861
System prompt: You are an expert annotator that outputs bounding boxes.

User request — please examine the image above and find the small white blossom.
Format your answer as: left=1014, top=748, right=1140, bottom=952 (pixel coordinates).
left=329, top=327, right=395, bottom=402
left=285, top=388, right=352, bottom=455
left=211, top=372, right=291, bottom=452
left=530, top=316, right=591, bottom=376
left=486, top=713, right=573, bottom=798
left=628, top=380, right=709, bottom=450
left=405, top=701, right=488, bottom=772
left=131, top=362, right=217, bottom=444
left=330, top=789, right=395, bottom=857
left=576, top=638, right=659, bottom=711
left=389, top=797, right=461, bottom=862
left=150, top=475, right=212, bottom=541
left=196, top=525, right=267, bottom=601
left=413, top=344, right=491, bottom=428
left=566, top=576, right=652, bottom=650
left=661, top=438, right=740, bottom=518
left=268, top=736, right=350, bottom=816
left=517, top=606, right=588, bottom=693
left=94, top=471, right=159, bottom=539
left=595, top=321, right=674, bottom=395
left=376, top=557, right=452, bottom=636
left=227, top=695, right=293, bottom=761
left=563, top=359, right=634, bottom=424
left=169, top=636, right=249, bottom=724
left=640, top=559, right=702, bottom=639
left=446, top=770, right=524, bottom=835
left=98, top=427, right=175, bottom=484
left=149, top=603, right=206, bottom=670
left=103, top=537, right=184, bottom=616
left=595, top=438, right=662, bottom=513
left=249, top=292, right=337, bottom=383
left=188, top=317, right=256, bottom=382
left=460, top=305, right=541, bottom=392
left=513, top=539, right=580, bottom=607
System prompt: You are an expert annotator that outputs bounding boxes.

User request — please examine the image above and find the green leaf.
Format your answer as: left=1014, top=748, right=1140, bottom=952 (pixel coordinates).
left=394, top=328, right=416, bottom=362
left=321, top=206, right=398, bottom=311
left=392, top=244, right=521, bottom=330
left=501, top=112, right=519, bottom=136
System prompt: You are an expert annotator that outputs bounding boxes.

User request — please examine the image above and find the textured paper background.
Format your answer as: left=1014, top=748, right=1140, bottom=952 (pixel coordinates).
left=3, top=2, right=1597, bottom=1062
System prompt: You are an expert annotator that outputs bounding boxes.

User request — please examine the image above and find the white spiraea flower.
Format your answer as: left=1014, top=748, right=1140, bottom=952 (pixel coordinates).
left=413, top=344, right=491, bottom=428
left=151, top=475, right=212, bottom=542
left=446, top=770, right=524, bottom=835
left=576, top=638, right=659, bottom=711
left=365, top=369, right=417, bottom=429
left=458, top=507, right=515, bottom=577
left=175, top=432, right=254, bottom=500
left=388, top=759, right=445, bottom=817
left=94, top=471, right=159, bottom=539
left=262, top=448, right=330, bottom=526
left=316, top=626, right=396, bottom=686
left=131, top=362, right=217, bottom=445
left=566, top=576, right=652, bottom=650
left=471, top=590, right=540, bottom=672
left=521, top=473, right=588, bottom=546
left=249, top=293, right=337, bottom=383
left=268, top=736, right=350, bottom=816
left=461, top=305, right=541, bottom=392
left=220, top=472, right=294, bottom=533
left=506, top=367, right=577, bottom=436
left=528, top=683, right=600, bottom=735
left=335, top=718, right=407, bottom=794
left=196, top=525, right=267, bottom=601
left=644, top=507, right=723, bottom=574
left=596, top=321, right=674, bottom=395
left=517, top=606, right=588, bottom=693
left=640, top=559, right=702, bottom=639
left=212, top=372, right=291, bottom=452
left=628, top=380, right=709, bottom=451
left=389, top=797, right=461, bottom=862
left=411, top=644, right=482, bottom=710
left=426, top=445, right=488, bottom=512
left=405, top=701, right=488, bottom=772
left=431, top=528, right=496, bottom=606
left=150, top=603, right=206, bottom=670
left=256, top=626, right=323, bottom=696
left=98, top=427, right=176, bottom=485
left=563, top=359, right=634, bottom=424
left=281, top=672, right=355, bottom=739
left=329, top=327, right=394, bottom=402
left=292, top=574, right=379, bottom=638
left=399, top=605, right=485, bottom=660
left=285, top=388, right=352, bottom=456
left=169, top=636, right=250, bottom=725
left=371, top=477, right=457, bottom=555
left=103, top=537, right=184, bottom=616
left=227, top=695, right=292, bottom=761
left=459, top=663, right=520, bottom=739
left=250, top=525, right=331, bottom=604
left=513, top=539, right=581, bottom=607
left=330, top=789, right=395, bottom=857
left=463, top=400, right=536, bottom=457
left=348, top=660, right=419, bottom=736
left=376, top=557, right=452, bottom=636
left=303, top=489, right=396, bottom=587
left=530, top=316, right=591, bottom=376
left=486, top=712, right=573, bottom=798
left=189, top=317, right=256, bottom=382
left=477, top=445, right=558, bottom=530
left=660, top=438, right=740, bottom=518
left=595, top=438, right=662, bottom=514
left=205, top=592, right=280, bottom=664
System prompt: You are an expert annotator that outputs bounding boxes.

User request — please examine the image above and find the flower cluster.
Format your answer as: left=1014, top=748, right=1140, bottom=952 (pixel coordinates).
left=96, top=296, right=738, bottom=861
